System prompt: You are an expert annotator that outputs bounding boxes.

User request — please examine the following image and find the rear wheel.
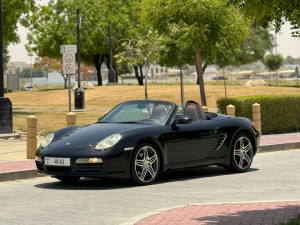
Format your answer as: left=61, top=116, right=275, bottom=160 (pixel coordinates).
left=130, top=143, right=160, bottom=185
left=55, top=176, right=80, bottom=183
left=226, top=133, right=254, bottom=173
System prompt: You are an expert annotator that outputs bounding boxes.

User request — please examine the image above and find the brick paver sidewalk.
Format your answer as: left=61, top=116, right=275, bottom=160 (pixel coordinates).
left=135, top=201, right=300, bottom=225
left=0, top=160, right=35, bottom=173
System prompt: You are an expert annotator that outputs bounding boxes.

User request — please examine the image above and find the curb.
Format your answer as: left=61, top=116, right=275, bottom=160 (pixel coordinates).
left=260, top=142, right=300, bottom=152
left=0, top=169, right=44, bottom=182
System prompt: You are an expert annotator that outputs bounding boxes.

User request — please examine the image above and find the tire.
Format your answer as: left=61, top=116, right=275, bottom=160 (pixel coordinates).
left=226, top=133, right=254, bottom=173
left=130, top=143, right=160, bottom=185
left=55, top=176, right=80, bottom=183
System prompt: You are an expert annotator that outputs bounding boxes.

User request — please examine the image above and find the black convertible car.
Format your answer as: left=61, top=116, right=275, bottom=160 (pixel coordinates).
left=35, top=100, right=260, bottom=185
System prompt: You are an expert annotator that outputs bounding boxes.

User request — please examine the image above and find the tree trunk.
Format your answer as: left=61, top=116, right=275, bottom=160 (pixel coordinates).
left=196, top=62, right=208, bottom=85
left=112, top=63, right=118, bottom=83
left=134, top=66, right=142, bottom=85
left=62, top=73, right=67, bottom=89
left=195, top=45, right=207, bottom=106
left=139, top=65, right=144, bottom=85
left=93, top=54, right=103, bottom=86
left=134, top=65, right=144, bottom=85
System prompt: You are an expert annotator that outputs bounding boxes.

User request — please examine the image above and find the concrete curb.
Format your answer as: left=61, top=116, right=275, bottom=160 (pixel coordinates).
left=260, top=142, right=300, bottom=152
left=0, top=169, right=44, bottom=182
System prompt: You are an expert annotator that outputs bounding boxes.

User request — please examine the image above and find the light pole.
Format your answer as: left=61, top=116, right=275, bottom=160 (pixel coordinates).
left=92, top=23, right=128, bottom=84
left=0, top=0, right=13, bottom=134
left=29, top=53, right=33, bottom=86
left=107, top=21, right=116, bottom=84
left=74, top=9, right=85, bottom=110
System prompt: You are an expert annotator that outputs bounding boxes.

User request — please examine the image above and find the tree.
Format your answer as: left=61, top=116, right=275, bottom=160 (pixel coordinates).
left=35, top=57, right=68, bottom=88
left=229, top=0, right=300, bottom=35
left=27, top=0, right=140, bottom=86
left=263, top=54, right=284, bottom=71
left=2, top=0, right=35, bottom=44
left=80, top=65, right=91, bottom=81
left=234, top=27, right=274, bottom=65
left=285, top=56, right=300, bottom=65
left=116, top=29, right=162, bottom=99
left=263, top=54, right=284, bottom=86
left=3, top=45, right=10, bottom=70
left=20, top=68, right=44, bottom=78
left=142, top=0, right=249, bottom=106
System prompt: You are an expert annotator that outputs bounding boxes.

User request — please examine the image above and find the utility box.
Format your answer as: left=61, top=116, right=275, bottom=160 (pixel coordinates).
left=74, top=87, right=85, bottom=109
left=0, top=98, right=13, bottom=133
left=7, top=74, right=19, bottom=91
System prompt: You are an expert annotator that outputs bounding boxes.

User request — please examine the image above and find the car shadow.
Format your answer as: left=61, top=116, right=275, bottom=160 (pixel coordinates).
left=34, top=166, right=259, bottom=190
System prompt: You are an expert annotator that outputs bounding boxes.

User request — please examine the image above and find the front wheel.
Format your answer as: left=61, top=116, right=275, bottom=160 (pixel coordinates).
left=130, top=143, right=160, bottom=185
left=226, top=133, right=254, bottom=173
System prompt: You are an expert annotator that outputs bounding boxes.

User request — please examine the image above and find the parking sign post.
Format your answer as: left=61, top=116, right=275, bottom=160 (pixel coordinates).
left=61, top=45, right=77, bottom=112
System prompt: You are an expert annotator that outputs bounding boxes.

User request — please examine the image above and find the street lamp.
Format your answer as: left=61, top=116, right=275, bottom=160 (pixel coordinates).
left=92, top=23, right=128, bottom=84
left=29, top=52, right=33, bottom=86
left=74, top=9, right=85, bottom=110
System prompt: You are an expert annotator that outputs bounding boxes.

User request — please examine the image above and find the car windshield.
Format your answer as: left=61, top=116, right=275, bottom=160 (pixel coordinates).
left=98, top=101, right=176, bottom=125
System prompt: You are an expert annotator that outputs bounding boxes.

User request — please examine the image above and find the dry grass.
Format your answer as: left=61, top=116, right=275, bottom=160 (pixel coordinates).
left=6, top=84, right=300, bottom=135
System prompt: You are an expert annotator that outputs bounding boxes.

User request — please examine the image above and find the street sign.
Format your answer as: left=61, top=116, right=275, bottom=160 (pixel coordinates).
left=63, top=53, right=76, bottom=74
left=60, top=45, right=77, bottom=54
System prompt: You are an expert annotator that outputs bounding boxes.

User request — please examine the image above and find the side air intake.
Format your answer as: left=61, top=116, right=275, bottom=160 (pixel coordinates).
left=213, top=133, right=227, bottom=151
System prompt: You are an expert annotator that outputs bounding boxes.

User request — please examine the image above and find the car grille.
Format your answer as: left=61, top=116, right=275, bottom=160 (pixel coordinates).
left=76, top=163, right=103, bottom=172
left=213, top=134, right=227, bottom=151
left=45, top=166, right=72, bottom=172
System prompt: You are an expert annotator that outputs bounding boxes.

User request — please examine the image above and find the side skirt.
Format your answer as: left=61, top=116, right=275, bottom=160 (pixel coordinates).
left=164, top=157, right=228, bottom=171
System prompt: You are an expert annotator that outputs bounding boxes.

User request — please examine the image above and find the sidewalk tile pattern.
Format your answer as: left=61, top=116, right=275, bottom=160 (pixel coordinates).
left=135, top=201, right=300, bottom=225
left=260, top=133, right=300, bottom=146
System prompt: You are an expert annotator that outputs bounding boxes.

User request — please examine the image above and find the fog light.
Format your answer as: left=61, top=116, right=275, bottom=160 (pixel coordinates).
left=35, top=156, right=42, bottom=162
left=76, top=158, right=102, bottom=164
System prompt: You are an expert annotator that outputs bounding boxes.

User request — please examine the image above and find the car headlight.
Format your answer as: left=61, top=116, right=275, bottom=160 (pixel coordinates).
left=40, top=133, right=54, bottom=148
left=95, top=134, right=122, bottom=151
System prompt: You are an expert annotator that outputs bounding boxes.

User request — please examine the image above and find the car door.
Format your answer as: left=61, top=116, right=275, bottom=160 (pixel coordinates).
left=165, top=119, right=218, bottom=167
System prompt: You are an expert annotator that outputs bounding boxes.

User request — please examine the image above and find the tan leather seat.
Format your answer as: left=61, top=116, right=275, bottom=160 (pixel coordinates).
left=152, top=106, right=166, bottom=118
left=184, top=105, right=200, bottom=121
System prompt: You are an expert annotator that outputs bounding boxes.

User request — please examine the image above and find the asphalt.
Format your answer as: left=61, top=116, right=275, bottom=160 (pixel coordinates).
left=1, top=132, right=300, bottom=225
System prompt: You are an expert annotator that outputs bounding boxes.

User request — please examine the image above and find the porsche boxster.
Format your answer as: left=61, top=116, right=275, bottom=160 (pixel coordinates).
left=35, top=100, right=260, bottom=185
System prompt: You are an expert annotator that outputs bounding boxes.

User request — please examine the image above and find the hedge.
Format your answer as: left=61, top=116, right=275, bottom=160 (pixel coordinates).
left=216, top=95, right=300, bottom=134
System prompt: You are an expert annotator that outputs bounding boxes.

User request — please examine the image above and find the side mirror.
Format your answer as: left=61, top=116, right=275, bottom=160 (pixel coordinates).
left=173, top=116, right=193, bottom=125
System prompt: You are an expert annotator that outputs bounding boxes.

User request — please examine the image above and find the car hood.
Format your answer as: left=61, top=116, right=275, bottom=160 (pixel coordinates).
left=49, top=123, right=152, bottom=149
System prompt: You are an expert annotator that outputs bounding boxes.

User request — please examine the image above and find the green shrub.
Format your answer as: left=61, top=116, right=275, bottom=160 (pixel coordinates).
left=217, top=95, right=300, bottom=134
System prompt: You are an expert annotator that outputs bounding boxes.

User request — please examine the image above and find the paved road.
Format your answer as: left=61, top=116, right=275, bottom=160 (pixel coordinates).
left=1, top=150, right=300, bottom=225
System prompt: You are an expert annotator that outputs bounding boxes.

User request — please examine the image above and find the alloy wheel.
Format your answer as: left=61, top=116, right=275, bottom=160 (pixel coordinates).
left=134, top=145, right=159, bottom=183
left=233, top=136, right=253, bottom=169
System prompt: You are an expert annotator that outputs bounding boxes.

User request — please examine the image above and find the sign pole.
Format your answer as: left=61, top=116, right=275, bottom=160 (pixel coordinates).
left=68, top=74, right=71, bottom=112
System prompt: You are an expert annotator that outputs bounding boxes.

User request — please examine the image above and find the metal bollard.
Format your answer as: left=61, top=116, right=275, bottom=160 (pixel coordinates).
left=226, top=104, right=235, bottom=117
left=252, top=103, right=262, bottom=134
left=202, top=106, right=208, bottom=112
left=27, top=115, right=37, bottom=159
left=66, top=112, right=76, bottom=127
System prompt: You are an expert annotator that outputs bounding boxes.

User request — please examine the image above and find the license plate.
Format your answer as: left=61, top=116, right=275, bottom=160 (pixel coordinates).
left=45, top=157, right=70, bottom=167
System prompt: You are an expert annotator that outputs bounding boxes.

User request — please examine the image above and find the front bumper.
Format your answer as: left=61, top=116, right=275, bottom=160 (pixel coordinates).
left=35, top=148, right=131, bottom=179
